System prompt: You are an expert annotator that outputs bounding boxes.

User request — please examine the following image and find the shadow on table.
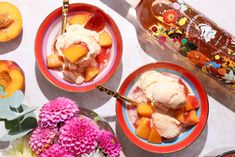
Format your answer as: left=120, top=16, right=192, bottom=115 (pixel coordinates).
left=0, top=30, right=23, bottom=55
left=34, top=62, right=123, bottom=110
left=115, top=122, right=208, bottom=157
left=204, top=147, right=235, bottom=157
left=0, top=141, right=10, bottom=149
left=100, top=0, right=235, bottom=112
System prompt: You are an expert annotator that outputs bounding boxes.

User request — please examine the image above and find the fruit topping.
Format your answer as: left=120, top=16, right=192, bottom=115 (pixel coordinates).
left=84, top=13, right=105, bottom=32
left=62, top=44, right=88, bottom=64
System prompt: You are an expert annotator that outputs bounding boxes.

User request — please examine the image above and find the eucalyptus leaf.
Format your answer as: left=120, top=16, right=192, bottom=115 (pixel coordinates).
left=0, top=129, right=32, bottom=141
left=0, top=102, right=18, bottom=120
left=0, top=91, right=24, bottom=120
left=0, top=112, right=37, bottom=141
left=5, top=117, right=23, bottom=130
left=9, top=116, right=37, bottom=133
left=7, top=105, right=37, bottom=121
left=9, top=90, right=24, bottom=109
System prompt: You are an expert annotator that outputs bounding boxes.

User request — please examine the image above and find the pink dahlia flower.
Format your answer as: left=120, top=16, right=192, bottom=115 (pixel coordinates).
left=29, top=127, right=58, bottom=155
left=59, top=117, right=99, bottom=156
left=39, top=97, right=79, bottom=128
left=39, top=144, right=74, bottom=157
left=99, top=130, right=121, bottom=157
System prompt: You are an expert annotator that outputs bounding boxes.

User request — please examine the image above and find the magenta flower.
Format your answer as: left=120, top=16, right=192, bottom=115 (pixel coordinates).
left=39, top=97, right=79, bottom=128
left=99, top=130, right=121, bottom=157
left=58, top=117, right=99, bottom=156
left=39, top=144, right=75, bottom=157
left=29, top=127, right=58, bottom=155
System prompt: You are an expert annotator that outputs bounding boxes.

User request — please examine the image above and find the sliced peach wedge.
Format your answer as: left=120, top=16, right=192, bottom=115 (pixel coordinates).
left=184, top=95, right=199, bottom=111
left=98, top=31, right=112, bottom=48
left=148, top=127, right=162, bottom=144
left=69, top=12, right=92, bottom=25
left=85, top=66, right=100, bottom=82
left=0, top=2, right=22, bottom=42
left=137, top=102, right=153, bottom=118
left=184, top=110, right=199, bottom=126
left=62, top=44, right=88, bottom=64
left=0, top=60, right=24, bottom=98
left=47, top=54, right=64, bottom=69
left=136, top=117, right=151, bottom=140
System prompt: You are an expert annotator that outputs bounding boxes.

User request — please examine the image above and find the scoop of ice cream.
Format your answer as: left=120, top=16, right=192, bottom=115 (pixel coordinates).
left=150, top=81, right=186, bottom=109
left=137, top=71, right=186, bottom=109
left=56, top=24, right=101, bottom=65
left=152, top=111, right=181, bottom=139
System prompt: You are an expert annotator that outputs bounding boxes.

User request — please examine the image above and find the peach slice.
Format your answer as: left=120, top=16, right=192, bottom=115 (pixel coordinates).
left=184, top=110, right=199, bottom=126
left=62, top=44, right=88, bottom=63
left=0, top=60, right=24, bottom=98
left=69, top=13, right=91, bottom=25
left=84, top=66, right=100, bottom=82
left=136, top=117, right=148, bottom=128
left=47, top=54, right=64, bottom=69
left=98, top=31, right=112, bottom=48
left=175, top=107, right=185, bottom=123
left=136, top=117, right=151, bottom=140
left=137, top=103, right=153, bottom=118
left=147, top=127, right=162, bottom=144
left=84, top=13, right=105, bottom=32
left=0, top=2, right=22, bottom=42
left=184, top=95, right=199, bottom=111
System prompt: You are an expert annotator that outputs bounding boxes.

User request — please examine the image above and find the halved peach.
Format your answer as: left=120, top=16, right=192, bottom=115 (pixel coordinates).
left=69, top=13, right=92, bottom=25
left=0, top=60, right=24, bottom=97
left=136, top=117, right=151, bottom=140
left=147, top=127, right=162, bottom=144
left=0, top=2, right=22, bottom=42
left=62, top=44, right=88, bottom=63
left=98, top=31, right=112, bottom=48
left=84, top=66, right=100, bottom=82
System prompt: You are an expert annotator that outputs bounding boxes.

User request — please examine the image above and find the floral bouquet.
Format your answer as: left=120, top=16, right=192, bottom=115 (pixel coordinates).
left=1, top=96, right=121, bottom=157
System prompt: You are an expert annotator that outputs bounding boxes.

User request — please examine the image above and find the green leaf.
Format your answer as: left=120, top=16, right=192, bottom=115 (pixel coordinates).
left=0, top=112, right=37, bottom=141
left=9, top=90, right=24, bottom=109
left=9, top=116, right=37, bottom=133
left=0, top=90, right=23, bottom=120
left=7, top=105, right=37, bottom=121
left=94, top=116, right=101, bottom=122
left=0, top=94, right=37, bottom=121
left=5, top=117, right=24, bottom=130
left=0, top=129, right=33, bottom=141
left=0, top=102, right=18, bottom=120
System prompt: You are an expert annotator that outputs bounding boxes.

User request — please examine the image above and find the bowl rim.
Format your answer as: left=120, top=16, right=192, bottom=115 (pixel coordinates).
left=35, top=3, right=122, bottom=92
left=116, top=62, right=209, bottom=153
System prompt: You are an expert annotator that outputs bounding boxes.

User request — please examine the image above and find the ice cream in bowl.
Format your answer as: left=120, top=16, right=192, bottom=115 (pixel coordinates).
left=35, top=3, right=122, bottom=92
left=116, top=62, right=209, bottom=153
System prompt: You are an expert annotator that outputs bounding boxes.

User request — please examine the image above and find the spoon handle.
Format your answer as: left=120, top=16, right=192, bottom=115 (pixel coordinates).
left=61, top=0, right=69, bottom=34
left=96, top=85, right=137, bottom=104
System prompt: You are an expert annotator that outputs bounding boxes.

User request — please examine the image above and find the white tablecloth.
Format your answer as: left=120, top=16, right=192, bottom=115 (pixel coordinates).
left=0, top=0, right=235, bottom=156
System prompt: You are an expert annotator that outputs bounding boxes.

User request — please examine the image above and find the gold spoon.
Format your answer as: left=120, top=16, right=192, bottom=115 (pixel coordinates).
left=97, top=85, right=154, bottom=117
left=61, top=0, right=69, bottom=34
left=96, top=85, right=138, bottom=106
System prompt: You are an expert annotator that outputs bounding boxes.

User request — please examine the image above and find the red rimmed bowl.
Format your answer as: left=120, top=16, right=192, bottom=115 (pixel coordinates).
left=116, top=62, right=209, bottom=153
left=35, top=3, right=122, bottom=92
